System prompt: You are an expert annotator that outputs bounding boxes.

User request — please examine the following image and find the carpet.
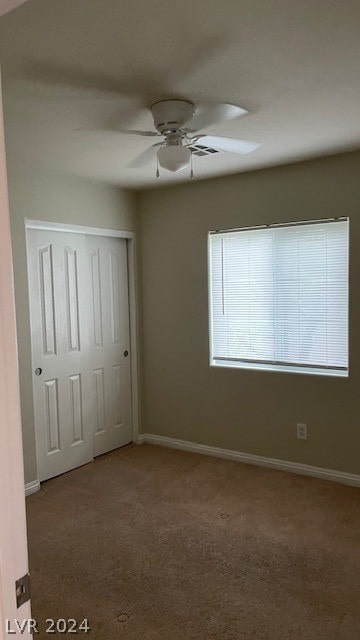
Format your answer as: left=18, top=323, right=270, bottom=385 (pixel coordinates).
left=26, top=443, right=360, bottom=639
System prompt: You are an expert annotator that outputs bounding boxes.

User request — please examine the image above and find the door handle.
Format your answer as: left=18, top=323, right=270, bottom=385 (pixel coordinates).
left=35, top=367, right=43, bottom=376
left=123, top=350, right=129, bottom=357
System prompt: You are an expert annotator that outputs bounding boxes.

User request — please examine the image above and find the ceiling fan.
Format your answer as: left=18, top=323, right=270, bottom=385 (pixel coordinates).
left=78, top=99, right=261, bottom=177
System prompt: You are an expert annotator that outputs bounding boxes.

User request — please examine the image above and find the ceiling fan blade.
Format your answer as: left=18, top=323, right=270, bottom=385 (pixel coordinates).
left=195, top=135, right=261, bottom=155
left=185, top=103, right=248, bottom=132
left=75, top=128, right=159, bottom=137
left=129, top=143, right=162, bottom=168
left=115, top=128, right=159, bottom=137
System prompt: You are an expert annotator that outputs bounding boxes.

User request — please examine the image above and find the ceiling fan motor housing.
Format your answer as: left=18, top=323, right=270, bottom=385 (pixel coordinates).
left=151, top=100, right=195, bottom=134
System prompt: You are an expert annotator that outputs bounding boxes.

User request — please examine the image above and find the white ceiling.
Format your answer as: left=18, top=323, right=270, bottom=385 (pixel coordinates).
left=0, top=0, right=359, bottom=189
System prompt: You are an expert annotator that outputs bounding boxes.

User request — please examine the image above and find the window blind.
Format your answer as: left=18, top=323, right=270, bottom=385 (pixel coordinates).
left=209, top=219, right=349, bottom=373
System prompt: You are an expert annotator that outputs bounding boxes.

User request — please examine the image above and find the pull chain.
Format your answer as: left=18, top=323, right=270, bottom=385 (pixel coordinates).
left=190, top=151, right=194, bottom=179
left=156, top=153, right=160, bottom=178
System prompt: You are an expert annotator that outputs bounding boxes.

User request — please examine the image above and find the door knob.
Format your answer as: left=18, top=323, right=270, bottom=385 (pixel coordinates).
left=35, top=367, right=43, bottom=376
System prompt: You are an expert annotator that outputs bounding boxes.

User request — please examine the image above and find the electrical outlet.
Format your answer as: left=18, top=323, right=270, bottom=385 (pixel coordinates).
left=297, top=423, right=308, bottom=440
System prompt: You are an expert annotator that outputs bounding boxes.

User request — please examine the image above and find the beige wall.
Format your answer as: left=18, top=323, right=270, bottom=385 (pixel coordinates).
left=8, top=168, right=136, bottom=483
left=137, top=151, right=360, bottom=475
left=7, top=150, right=360, bottom=483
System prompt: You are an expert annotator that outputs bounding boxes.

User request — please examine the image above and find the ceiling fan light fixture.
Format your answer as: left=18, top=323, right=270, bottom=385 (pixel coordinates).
left=158, top=145, right=191, bottom=172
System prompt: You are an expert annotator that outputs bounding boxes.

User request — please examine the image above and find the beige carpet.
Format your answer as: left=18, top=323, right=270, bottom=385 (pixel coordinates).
left=26, top=444, right=360, bottom=639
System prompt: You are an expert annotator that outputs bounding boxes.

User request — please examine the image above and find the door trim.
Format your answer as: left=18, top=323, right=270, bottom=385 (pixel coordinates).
left=25, top=219, right=140, bottom=447
left=0, top=69, right=32, bottom=635
left=25, top=218, right=134, bottom=239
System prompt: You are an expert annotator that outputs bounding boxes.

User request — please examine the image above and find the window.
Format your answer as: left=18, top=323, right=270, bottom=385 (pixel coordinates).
left=209, top=218, right=349, bottom=376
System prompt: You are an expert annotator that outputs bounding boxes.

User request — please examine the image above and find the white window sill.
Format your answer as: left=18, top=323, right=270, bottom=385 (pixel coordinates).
left=210, top=359, right=348, bottom=378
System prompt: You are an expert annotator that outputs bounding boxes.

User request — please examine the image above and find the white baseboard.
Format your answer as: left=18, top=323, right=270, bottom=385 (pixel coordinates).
left=143, top=434, right=360, bottom=488
left=135, top=434, right=146, bottom=444
left=25, top=479, right=40, bottom=497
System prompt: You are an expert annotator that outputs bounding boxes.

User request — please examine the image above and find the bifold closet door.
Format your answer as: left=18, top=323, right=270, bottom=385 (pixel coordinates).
left=28, top=230, right=93, bottom=481
left=86, top=235, right=132, bottom=458
left=27, top=230, right=132, bottom=482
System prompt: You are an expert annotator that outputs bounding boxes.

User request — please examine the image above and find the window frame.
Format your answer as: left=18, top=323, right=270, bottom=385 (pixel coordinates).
left=207, top=217, right=349, bottom=378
